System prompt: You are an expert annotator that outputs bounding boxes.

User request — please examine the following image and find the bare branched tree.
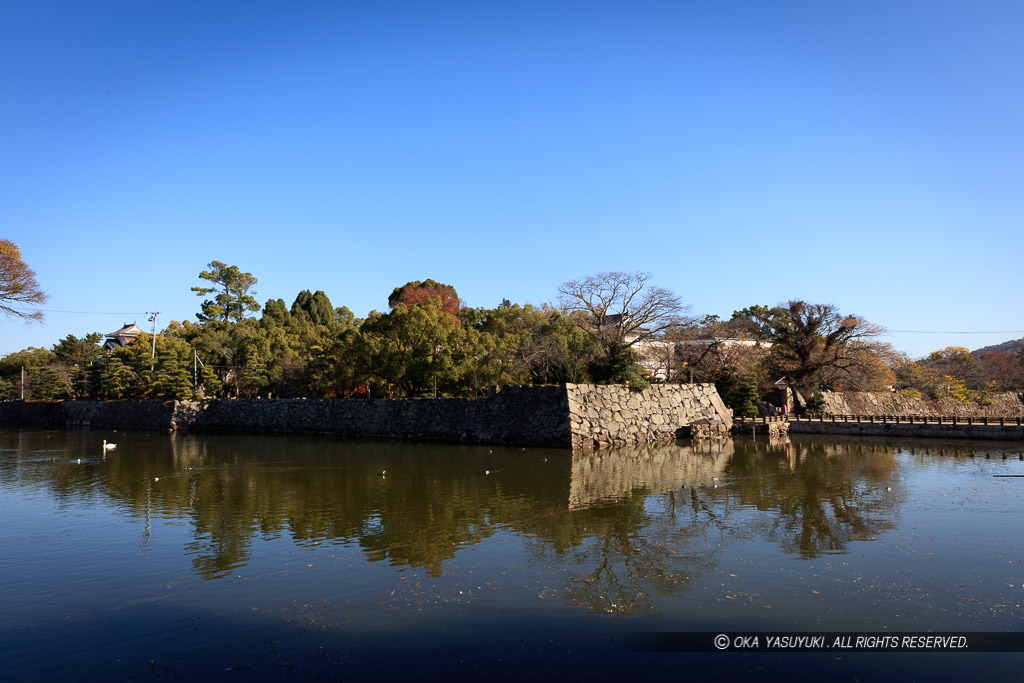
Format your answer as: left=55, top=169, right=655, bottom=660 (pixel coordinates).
left=0, top=239, right=48, bottom=322
left=557, top=272, right=690, bottom=355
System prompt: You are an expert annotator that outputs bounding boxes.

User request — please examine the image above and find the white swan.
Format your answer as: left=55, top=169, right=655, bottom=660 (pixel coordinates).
left=102, top=440, right=117, bottom=451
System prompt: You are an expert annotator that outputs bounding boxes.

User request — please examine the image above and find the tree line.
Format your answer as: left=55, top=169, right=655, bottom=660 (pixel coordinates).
left=1, top=260, right=1022, bottom=413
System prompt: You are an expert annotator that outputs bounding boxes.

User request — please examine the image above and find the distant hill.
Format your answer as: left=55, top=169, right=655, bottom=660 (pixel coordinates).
left=972, top=338, right=1024, bottom=356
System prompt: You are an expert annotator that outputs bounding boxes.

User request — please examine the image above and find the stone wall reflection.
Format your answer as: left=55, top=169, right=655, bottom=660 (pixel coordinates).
left=568, top=440, right=733, bottom=510
left=1, top=430, right=923, bottom=589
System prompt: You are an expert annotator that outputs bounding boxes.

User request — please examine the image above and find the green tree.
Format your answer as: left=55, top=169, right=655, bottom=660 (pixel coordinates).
left=0, top=377, right=17, bottom=400
left=726, top=374, right=759, bottom=417
left=92, top=357, right=138, bottom=399
left=733, top=301, right=886, bottom=392
left=462, top=304, right=549, bottom=389
left=86, top=331, right=213, bottom=399
left=179, top=320, right=233, bottom=397
left=249, top=291, right=361, bottom=397
left=588, top=344, right=651, bottom=389
left=0, top=347, right=57, bottom=399
left=535, top=311, right=599, bottom=383
left=468, top=304, right=600, bottom=385
left=290, top=290, right=340, bottom=326
left=29, top=366, right=71, bottom=400
left=53, top=333, right=103, bottom=398
left=152, top=353, right=196, bottom=399
left=228, top=320, right=275, bottom=397
left=805, top=381, right=827, bottom=413
left=107, top=333, right=158, bottom=398
left=261, top=298, right=291, bottom=327
left=148, top=334, right=210, bottom=399
left=358, top=297, right=461, bottom=397
left=192, top=260, right=261, bottom=323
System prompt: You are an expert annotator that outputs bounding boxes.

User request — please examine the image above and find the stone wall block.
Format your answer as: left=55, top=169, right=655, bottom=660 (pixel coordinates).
left=2, top=382, right=732, bottom=450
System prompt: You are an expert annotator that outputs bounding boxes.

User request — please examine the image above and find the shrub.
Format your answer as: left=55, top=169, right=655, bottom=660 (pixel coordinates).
left=589, top=346, right=651, bottom=391
left=805, top=382, right=826, bottom=413
left=897, top=387, right=922, bottom=401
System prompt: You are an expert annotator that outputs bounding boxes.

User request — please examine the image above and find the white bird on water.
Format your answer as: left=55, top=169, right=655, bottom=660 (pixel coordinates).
left=102, top=440, right=117, bottom=451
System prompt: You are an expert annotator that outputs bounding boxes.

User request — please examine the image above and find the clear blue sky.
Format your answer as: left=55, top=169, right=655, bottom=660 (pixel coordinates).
left=3, top=0, right=1022, bottom=359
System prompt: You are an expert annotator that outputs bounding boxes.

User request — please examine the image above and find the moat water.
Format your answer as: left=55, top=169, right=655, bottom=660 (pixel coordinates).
left=2, top=429, right=1022, bottom=681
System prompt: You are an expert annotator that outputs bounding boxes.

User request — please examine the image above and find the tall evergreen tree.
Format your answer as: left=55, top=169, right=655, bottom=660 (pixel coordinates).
left=192, top=261, right=261, bottom=323
left=290, top=290, right=337, bottom=326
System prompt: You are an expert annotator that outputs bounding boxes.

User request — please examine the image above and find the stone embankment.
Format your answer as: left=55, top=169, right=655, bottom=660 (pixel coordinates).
left=820, top=391, right=1024, bottom=418
left=786, top=419, right=1019, bottom=440
left=194, top=384, right=574, bottom=446
left=731, top=416, right=790, bottom=438
left=0, top=383, right=733, bottom=450
left=566, top=383, right=732, bottom=449
left=787, top=391, right=1024, bottom=441
left=0, top=399, right=184, bottom=432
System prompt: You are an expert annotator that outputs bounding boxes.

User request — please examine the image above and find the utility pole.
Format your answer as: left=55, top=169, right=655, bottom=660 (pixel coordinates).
left=147, top=311, right=160, bottom=371
left=146, top=312, right=160, bottom=357
left=193, top=348, right=206, bottom=398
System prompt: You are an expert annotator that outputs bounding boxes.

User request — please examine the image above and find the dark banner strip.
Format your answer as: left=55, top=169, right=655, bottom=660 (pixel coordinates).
left=623, top=632, right=1024, bottom=653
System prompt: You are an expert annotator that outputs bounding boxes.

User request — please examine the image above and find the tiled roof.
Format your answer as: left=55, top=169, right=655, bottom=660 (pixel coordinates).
left=106, top=322, right=143, bottom=337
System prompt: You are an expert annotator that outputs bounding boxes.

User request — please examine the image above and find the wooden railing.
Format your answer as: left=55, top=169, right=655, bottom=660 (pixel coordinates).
left=733, top=414, right=1024, bottom=427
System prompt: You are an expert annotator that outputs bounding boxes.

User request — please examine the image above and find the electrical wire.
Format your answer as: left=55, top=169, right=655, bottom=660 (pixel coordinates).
left=888, top=330, right=1024, bottom=334
left=30, top=309, right=149, bottom=315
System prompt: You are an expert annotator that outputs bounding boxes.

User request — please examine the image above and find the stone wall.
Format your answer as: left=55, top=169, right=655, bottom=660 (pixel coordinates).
left=731, top=417, right=790, bottom=438
left=789, top=419, right=1024, bottom=441
left=820, top=391, right=1024, bottom=418
left=186, top=384, right=570, bottom=447
left=566, top=383, right=732, bottom=449
left=0, top=399, right=180, bottom=431
left=0, top=383, right=732, bottom=450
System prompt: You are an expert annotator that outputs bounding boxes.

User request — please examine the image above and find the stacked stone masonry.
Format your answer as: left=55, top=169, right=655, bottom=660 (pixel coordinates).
left=731, top=418, right=790, bottom=438
left=820, top=391, right=1024, bottom=418
left=788, top=420, right=1024, bottom=441
left=0, top=383, right=733, bottom=450
left=566, top=383, right=732, bottom=449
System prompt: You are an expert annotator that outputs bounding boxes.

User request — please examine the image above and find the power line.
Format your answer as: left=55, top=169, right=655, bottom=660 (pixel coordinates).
left=24, top=308, right=150, bottom=315
left=888, top=330, right=1024, bottom=334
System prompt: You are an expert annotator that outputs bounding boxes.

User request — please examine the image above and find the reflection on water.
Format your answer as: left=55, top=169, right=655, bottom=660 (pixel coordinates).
left=2, top=429, right=1023, bottom=680
left=2, top=432, right=909, bottom=578
left=569, top=439, right=733, bottom=508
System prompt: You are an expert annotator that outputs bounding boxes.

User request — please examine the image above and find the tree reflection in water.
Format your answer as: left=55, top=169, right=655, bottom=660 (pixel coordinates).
left=0, top=430, right=903, bottom=590
left=722, top=437, right=900, bottom=558
left=549, top=437, right=902, bottom=613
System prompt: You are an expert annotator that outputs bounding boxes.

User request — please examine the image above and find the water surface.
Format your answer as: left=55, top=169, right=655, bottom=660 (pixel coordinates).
left=2, top=429, right=1022, bottom=680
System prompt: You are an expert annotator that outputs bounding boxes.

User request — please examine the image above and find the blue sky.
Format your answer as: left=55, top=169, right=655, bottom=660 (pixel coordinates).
left=2, top=0, right=1022, bottom=359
